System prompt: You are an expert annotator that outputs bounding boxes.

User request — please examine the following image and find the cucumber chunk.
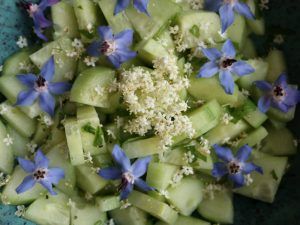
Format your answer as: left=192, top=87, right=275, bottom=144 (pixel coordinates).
left=146, top=162, right=178, bottom=190
left=51, top=0, right=80, bottom=39
left=2, top=166, right=46, bottom=205
left=267, top=107, right=295, bottom=123
left=167, top=177, right=203, bottom=216
left=265, top=49, right=287, bottom=82
left=237, top=126, right=268, bottom=148
left=0, top=101, right=36, bottom=138
left=156, top=215, right=210, bottom=225
left=24, top=191, right=70, bottom=225
left=110, top=206, right=148, bottom=225
left=0, top=121, right=14, bottom=174
left=96, top=195, right=121, bottom=212
left=198, top=190, right=234, bottom=224
left=70, top=67, right=120, bottom=110
left=128, top=190, right=178, bottom=224
left=32, top=119, right=51, bottom=146
left=71, top=202, right=107, bottom=225
left=243, top=105, right=268, bottom=128
left=234, top=151, right=288, bottom=203
left=64, top=118, right=85, bottom=166
left=7, top=125, right=29, bottom=157
left=226, top=15, right=247, bottom=48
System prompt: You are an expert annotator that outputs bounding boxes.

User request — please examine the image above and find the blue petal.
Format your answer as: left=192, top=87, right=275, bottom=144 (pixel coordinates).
left=112, top=145, right=131, bottom=172
left=234, top=2, right=255, bottom=20
left=229, top=173, right=245, bottom=188
left=212, top=162, right=228, bottom=178
left=133, top=0, right=150, bottom=16
left=284, top=88, right=300, bottom=107
left=219, top=70, right=235, bottom=94
left=47, top=168, right=65, bottom=185
left=235, top=145, right=252, bottom=162
left=34, top=150, right=49, bottom=169
left=16, top=74, right=37, bottom=88
left=108, top=49, right=137, bottom=69
left=242, top=162, right=263, bottom=174
left=16, top=175, right=36, bottom=194
left=134, top=178, right=155, bottom=191
left=219, top=4, right=235, bottom=33
left=202, top=48, right=222, bottom=61
left=274, top=74, right=288, bottom=88
left=98, top=167, right=123, bottom=180
left=33, top=11, right=52, bottom=28
left=15, top=90, right=39, bottom=106
left=197, top=61, right=219, bottom=78
left=204, top=0, right=223, bottom=12
left=272, top=100, right=290, bottom=113
left=222, top=40, right=236, bottom=58
left=33, top=25, right=48, bottom=42
left=48, top=82, right=72, bottom=95
left=17, top=157, right=35, bottom=173
left=40, top=56, right=55, bottom=81
left=87, top=41, right=102, bottom=57
left=115, top=29, right=134, bottom=47
left=131, top=156, right=152, bottom=178
left=114, top=0, right=130, bottom=15
left=39, top=91, right=56, bottom=117
left=39, top=180, right=57, bottom=195
left=120, top=183, right=133, bottom=200
left=255, top=80, right=272, bottom=92
left=231, top=61, right=255, bottom=76
left=98, top=26, right=114, bottom=40
left=213, top=144, right=234, bottom=162
left=258, top=96, right=271, bottom=113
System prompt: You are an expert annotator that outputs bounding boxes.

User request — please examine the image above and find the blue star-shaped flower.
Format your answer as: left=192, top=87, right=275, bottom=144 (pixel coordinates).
left=21, top=0, right=60, bottom=41
left=114, top=0, right=149, bottom=16
left=255, top=74, right=300, bottom=113
left=212, top=144, right=263, bottom=188
left=15, top=56, right=72, bottom=117
left=205, top=0, right=255, bottom=33
left=98, top=144, right=155, bottom=200
left=87, top=26, right=137, bottom=69
left=197, top=39, right=255, bottom=94
left=16, top=149, right=65, bottom=195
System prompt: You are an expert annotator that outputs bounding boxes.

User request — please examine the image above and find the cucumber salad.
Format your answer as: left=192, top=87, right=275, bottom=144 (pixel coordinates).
left=0, top=0, right=299, bottom=224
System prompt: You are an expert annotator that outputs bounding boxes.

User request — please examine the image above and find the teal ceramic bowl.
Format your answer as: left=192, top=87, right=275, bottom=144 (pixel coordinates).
left=0, top=0, right=300, bottom=224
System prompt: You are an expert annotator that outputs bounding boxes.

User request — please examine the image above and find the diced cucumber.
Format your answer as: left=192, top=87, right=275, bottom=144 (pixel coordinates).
left=235, top=152, right=288, bottom=203
left=0, top=75, right=42, bottom=118
left=204, top=120, right=250, bottom=145
left=156, top=28, right=175, bottom=50
left=156, top=215, right=210, bottom=225
left=237, top=126, right=268, bottom=148
left=167, top=177, right=203, bottom=216
left=176, top=11, right=223, bottom=49
left=24, top=191, right=70, bottom=225
left=1, top=166, right=46, bottom=205
left=110, top=206, right=148, bottom=225
left=261, top=126, right=297, bottom=156
left=51, top=0, right=80, bottom=39
left=146, top=162, right=178, bottom=190
left=125, top=0, right=181, bottom=40
left=243, top=105, right=268, bottom=128
left=198, top=190, right=234, bottom=224
left=77, top=106, right=106, bottom=155
left=241, top=37, right=257, bottom=58
left=0, top=120, right=14, bottom=174
left=70, top=67, right=120, bottom=110
left=98, top=0, right=133, bottom=33
left=46, top=144, right=77, bottom=196
left=265, top=49, right=287, bottom=82
left=75, top=164, right=108, bottom=194
left=0, top=101, right=36, bottom=138
left=267, top=107, right=295, bottom=123
left=64, top=118, right=85, bottom=166
left=32, top=119, right=51, bottom=146
left=128, top=190, right=178, bottom=224
left=71, top=203, right=107, bottom=225
left=93, top=153, right=113, bottom=168
left=7, top=125, right=29, bottom=157
left=237, top=59, right=269, bottom=90
left=188, top=76, right=240, bottom=106
left=226, top=15, right=247, bottom=48
left=30, top=37, right=77, bottom=82
left=96, top=195, right=121, bottom=212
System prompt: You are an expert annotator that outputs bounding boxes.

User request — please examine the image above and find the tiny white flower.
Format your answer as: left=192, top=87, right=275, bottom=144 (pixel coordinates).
left=85, top=192, right=93, bottom=200
left=241, top=88, right=250, bottom=97
left=16, top=36, right=28, bottom=48
left=72, top=38, right=84, bottom=49
left=41, top=114, right=54, bottom=127
left=120, top=200, right=132, bottom=209
left=26, top=142, right=37, bottom=154
left=0, top=173, right=10, bottom=187
left=244, top=174, right=254, bottom=186
left=87, top=23, right=94, bottom=33
left=222, top=113, right=234, bottom=125
left=184, top=151, right=195, bottom=164
left=169, top=25, right=179, bottom=35
left=159, top=190, right=170, bottom=199
left=15, top=205, right=26, bottom=217
left=84, top=152, right=93, bottom=164
left=259, top=0, right=269, bottom=10
left=107, top=129, right=117, bottom=140
left=67, top=199, right=76, bottom=208
left=184, top=62, right=193, bottom=75
left=3, top=134, right=13, bottom=146
left=0, top=65, right=3, bottom=72
left=0, top=104, right=9, bottom=115
left=273, top=34, right=285, bottom=45
left=84, top=56, right=98, bottom=67
left=171, top=171, right=184, bottom=186
left=181, top=166, right=194, bottom=176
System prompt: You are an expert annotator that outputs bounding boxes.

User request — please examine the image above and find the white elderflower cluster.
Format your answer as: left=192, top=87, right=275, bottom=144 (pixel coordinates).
left=171, top=166, right=194, bottom=186
left=16, top=36, right=28, bottom=48
left=66, top=38, right=85, bottom=59
left=169, top=25, right=188, bottom=53
left=119, top=53, right=194, bottom=148
left=158, top=189, right=170, bottom=199
left=198, top=137, right=211, bottom=155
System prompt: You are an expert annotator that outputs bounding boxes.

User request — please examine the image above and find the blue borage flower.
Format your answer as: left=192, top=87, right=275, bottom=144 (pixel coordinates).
left=98, top=144, right=155, bottom=200
left=87, top=26, right=137, bottom=69
left=16, top=149, right=65, bottom=195
left=205, top=0, right=255, bottom=33
left=15, top=56, right=72, bottom=117
left=255, top=74, right=300, bottom=113
left=114, top=0, right=149, bottom=16
left=212, top=144, right=263, bottom=188
left=197, top=39, right=254, bottom=95
left=20, top=0, right=60, bottom=41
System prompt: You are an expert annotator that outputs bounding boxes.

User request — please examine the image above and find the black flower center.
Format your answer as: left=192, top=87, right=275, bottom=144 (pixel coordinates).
left=228, top=161, right=241, bottom=174
left=273, top=85, right=285, bottom=97
left=100, top=41, right=115, bottom=55
left=36, top=76, right=47, bottom=87
left=33, top=168, right=47, bottom=180
left=18, top=1, right=32, bottom=10
left=117, top=172, right=134, bottom=192
left=222, top=58, right=237, bottom=68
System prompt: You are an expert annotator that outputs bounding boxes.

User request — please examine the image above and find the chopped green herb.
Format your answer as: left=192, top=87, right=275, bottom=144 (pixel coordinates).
left=82, top=122, right=97, bottom=134
left=93, top=126, right=103, bottom=147
left=229, top=100, right=256, bottom=123
left=270, top=169, right=279, bottom=181
left=189, top=25, right=200, bottom=38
